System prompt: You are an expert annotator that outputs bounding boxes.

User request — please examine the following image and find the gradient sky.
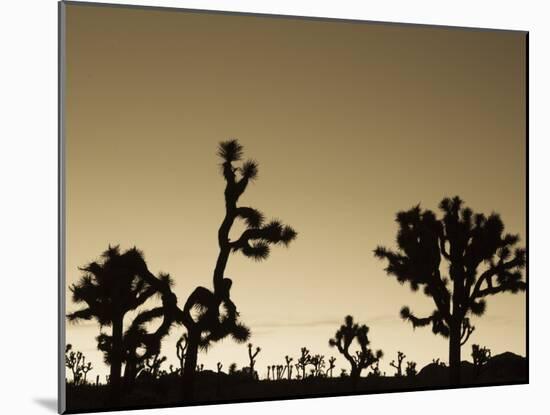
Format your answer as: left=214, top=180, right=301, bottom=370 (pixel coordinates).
left=64, top=2, right=526, bottom=381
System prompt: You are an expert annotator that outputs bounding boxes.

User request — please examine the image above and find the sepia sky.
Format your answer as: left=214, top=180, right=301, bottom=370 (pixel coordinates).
left=64, top=2, right=526, bottom=380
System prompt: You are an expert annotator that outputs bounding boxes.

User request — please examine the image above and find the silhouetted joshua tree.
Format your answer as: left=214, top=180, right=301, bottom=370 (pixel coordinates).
left=144, top=354, right=167, bottom=379
left=390, top=351, right=406, bottom=377
left=329, top=315, right=383, bottom=381
left=471, top=344, right=491, bottom=378
left=368, top=361, right=382, bottom=377
left=247, top=343, right=261, bottom=379
left=406, top=361, right=417, bottom=377
left=296, top=347, right=312, bottom=379
left=375, top=196, right=526, bottom=385
left=80, top=358, right=93, bottom=384
left=311, top=354, right=326, bottom=377
left=228, top=363, right=238, bottom=375
left=180, top=140, right=297, bottom=396
left=328, top=356, right=337, bottom=378
left=176, top=334, right=188, bottom=377
left=67, top=246, right=174, bottom=401
left=285, top=355, right=294, bottom=380
left=65, top=344, right=92, bottom=385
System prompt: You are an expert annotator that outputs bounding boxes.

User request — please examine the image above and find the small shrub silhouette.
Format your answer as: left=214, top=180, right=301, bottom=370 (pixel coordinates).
left=432, top=358, right=446, bottom=367
left=375, top=196, right=526, bottom=385
left=329, top=315, right=383, bottom=381
left=405, top=361, right=417, bottom=377
left=471, top=344, right=491, bottom=378
left=310, top=354, right=326, bottom=377
left=144, top=354, right=167, bottom=379
left=369, top=361, right=381, bottom=377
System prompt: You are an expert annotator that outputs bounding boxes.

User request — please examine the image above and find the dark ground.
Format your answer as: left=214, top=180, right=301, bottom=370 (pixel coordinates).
left=65, top=352, right=527, bottom=414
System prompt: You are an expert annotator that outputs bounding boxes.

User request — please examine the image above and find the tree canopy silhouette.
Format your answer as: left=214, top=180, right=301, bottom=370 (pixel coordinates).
left=329, top=315, right=383, bottom=381
left=374, top=196, right=526, bottom=385
left=67, top=245, right=177, bottom=401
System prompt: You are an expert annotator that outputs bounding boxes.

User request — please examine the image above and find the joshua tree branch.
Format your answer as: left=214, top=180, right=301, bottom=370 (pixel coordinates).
left=471, top=254, right=526, bottom=300
left=460, top=319, right=475, bottom=346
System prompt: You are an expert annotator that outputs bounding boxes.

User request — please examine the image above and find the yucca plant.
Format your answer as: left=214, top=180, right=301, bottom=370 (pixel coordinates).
left=329, top=315, right=383, bottom=381
left=375, top=196, right=526, bottom=385
left=405, top=361, right=417, bottom=377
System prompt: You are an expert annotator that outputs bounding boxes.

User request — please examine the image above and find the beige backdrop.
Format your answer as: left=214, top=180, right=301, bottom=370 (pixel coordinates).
left=64, top=3, right=526, bottom=380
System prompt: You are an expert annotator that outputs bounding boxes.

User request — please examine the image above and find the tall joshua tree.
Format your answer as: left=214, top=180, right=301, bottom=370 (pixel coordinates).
left=375, top=196, right=526, bottom=385
left=247, top=343, right=261, bottom=379
left=329, top=315, right=383, bottom=381
left=180, top=139, right=297, bottom=395
left=67, top=246, right=168, bottom=401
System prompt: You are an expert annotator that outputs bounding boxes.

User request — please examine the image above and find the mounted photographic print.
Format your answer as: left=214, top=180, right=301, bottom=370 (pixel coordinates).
left=58, top=1, right=528, bottom=413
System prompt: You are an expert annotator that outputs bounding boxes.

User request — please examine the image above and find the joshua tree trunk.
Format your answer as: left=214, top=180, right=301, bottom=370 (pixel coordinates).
left=449, top=271, right=462, bottom=386
left=123, top=355, right=138, bottom=392
left=109, top=313, right=123, bottom=404
left=349, top=364, right=361, bottom=390
left=449, top=317, right=461, bottom=386
left=182, top=328, right=200, bottom=399
left=350, top=364, right=360, bottom=380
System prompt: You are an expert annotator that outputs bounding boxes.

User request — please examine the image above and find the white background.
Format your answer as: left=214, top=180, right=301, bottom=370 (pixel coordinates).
left=0, top=0, right=546, bottom=414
